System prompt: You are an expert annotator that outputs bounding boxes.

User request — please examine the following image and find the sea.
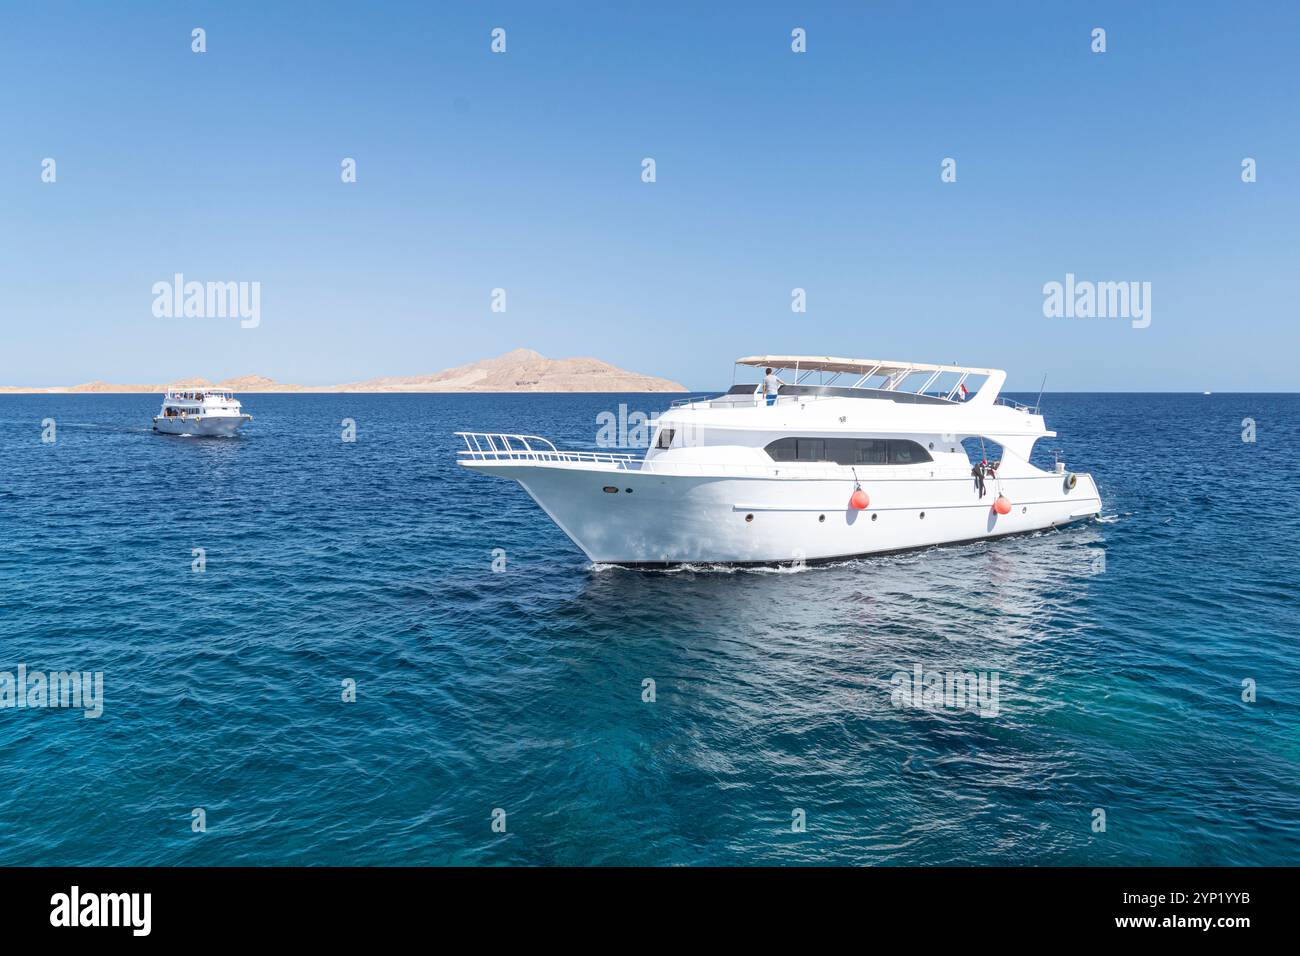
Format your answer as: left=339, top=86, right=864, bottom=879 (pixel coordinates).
left=0, top=392, right=1296, bottom=865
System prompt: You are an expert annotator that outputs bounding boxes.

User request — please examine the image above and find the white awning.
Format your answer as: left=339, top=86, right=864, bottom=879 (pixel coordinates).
left=735, top=355, right=999, bottom=378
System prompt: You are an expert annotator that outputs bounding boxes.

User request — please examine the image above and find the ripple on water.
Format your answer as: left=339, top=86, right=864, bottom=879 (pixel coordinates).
left=0, top=392, right=1297, bottom=865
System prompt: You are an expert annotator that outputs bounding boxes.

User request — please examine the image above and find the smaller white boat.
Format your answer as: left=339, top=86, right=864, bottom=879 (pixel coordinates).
left=153, top=388, right=252, bottom=436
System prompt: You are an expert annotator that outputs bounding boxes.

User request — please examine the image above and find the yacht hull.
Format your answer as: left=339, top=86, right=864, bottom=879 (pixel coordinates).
left=153, top=415, right=250, bottom=437
left=463, top=461, right=1102, bottom=565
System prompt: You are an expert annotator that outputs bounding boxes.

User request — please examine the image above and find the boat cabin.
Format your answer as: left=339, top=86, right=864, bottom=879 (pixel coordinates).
left=648, top=355, right=1049, bottom=477
left=159, top=389, right=242, bottom=418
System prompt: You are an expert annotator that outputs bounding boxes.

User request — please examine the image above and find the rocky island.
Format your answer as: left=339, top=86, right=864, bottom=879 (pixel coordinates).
left=0, top=349, right=687, bottom=393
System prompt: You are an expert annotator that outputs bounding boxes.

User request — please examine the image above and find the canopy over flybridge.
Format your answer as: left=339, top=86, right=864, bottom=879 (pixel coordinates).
left=734, top=355, right=1011, bottom=406
left=736, top=356, right=999, bottom=379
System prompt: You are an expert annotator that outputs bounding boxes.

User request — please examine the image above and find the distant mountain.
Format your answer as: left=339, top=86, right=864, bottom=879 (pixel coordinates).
left=0, top=350, right=687, bottom=393
left=335, top=348, right=685, bottom=392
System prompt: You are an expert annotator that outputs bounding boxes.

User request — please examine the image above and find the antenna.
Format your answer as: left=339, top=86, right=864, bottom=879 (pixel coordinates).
left=1035, top=373, right=1047, bottom=413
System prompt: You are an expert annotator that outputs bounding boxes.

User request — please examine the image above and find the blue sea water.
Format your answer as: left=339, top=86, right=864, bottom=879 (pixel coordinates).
left=0, top=392, right=1296, bottom=866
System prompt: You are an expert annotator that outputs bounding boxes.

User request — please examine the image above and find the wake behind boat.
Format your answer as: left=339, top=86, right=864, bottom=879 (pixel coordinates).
left=153, top=387, right=252, bottom=437
left=456, top=355, right=1103, bottom=566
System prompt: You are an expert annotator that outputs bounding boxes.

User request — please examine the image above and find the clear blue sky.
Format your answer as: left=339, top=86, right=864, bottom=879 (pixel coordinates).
left=3, top=1, right=1297, bottom=390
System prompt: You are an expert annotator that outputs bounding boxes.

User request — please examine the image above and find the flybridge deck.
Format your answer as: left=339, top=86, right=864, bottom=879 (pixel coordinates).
left=722, top=355, right=1044, bottom=413
left=163, top=388, right=237, bottom=402
left=734, top=355, right=1001, bottom=403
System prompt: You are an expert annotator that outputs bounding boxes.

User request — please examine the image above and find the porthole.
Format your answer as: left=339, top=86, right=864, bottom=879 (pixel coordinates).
left=602, top=486, right=618, bottom=494
left=625, top=488, right=633, bottom=493
left=871, top=513, right=878, bottom=521
left=818, top=514, right=825, bottom=523
left=745, top=513, right=754, bottom=523
left=1022, top=506, right=1027, bottom=514
left=919, top=512, right=926, bottom=519
left=928, top=442, right=934, bottom=450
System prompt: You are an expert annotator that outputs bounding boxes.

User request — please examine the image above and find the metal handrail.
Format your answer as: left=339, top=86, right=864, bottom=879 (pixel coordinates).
left=456, top=431, right=639, bottom=467
left=456, top=431, right=564, bottom=457
left=995, top=397, right=1039, bottom=414
left=673, top=392, right=812, bottom=410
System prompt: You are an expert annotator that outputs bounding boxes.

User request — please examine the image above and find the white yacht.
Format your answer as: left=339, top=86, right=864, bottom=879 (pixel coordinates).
left=153, top=388, right=252, bottom=437
left=457, top=356, right=1102, bottom=566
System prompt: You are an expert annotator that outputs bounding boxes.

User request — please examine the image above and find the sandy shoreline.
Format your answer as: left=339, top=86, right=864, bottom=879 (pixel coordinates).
left=0, top=349, right=689, bottom=394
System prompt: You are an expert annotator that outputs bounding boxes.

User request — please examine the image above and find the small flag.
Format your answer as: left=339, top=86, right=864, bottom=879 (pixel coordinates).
left=959, top=383, right=969, bottom=399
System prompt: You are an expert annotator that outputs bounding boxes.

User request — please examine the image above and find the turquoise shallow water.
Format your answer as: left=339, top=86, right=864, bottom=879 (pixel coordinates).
left=0, top=392, right=1296, bottom=865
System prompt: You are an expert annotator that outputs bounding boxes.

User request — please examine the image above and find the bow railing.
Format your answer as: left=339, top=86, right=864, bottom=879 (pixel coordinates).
left=456, top=432, right=640, bottom=468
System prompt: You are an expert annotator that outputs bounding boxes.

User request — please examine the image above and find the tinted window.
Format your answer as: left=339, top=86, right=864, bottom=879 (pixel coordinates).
left=764, top=437, right=932, bottom=465
left=796, top=438, right=825, bottom=461
left=655, top=428, right=675, bottom=449
left=836, top=438, right=887, bottom=464
left=766, top=437, right=798, bottom=461
left=888, top=440, right=929, bottom=464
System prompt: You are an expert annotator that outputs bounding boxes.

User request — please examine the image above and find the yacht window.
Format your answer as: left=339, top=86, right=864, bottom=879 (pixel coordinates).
left=764, top=437, right=932, bottom=465
left=765, top=438, right=798, bottom=461
left=655, top=428, right=675, bottom=450
left=796, top=438, right=825, bottom=461
left=844, top=438, right=887, bottom=464
left=888, top=440, right=928, bottom=464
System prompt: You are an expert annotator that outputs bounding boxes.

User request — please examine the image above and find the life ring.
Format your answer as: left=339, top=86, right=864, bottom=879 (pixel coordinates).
left=1065, top=472, right=1078, bottom=490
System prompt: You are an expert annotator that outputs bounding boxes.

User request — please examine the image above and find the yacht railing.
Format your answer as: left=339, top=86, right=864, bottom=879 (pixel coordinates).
left=456, top=432, right=640, bottom=467
left=995, top=396, right=1039, bottom=413
left=671, top=392, right=805, bottom=410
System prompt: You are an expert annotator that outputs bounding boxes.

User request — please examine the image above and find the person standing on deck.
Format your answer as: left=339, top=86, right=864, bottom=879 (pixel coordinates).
left=762, top=368, right=785, bottom=406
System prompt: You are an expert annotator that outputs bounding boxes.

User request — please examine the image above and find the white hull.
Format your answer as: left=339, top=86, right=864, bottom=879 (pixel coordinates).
left=465, top=460, right=1101, bottom=565
left=153, top=415, right=250, bottom=437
